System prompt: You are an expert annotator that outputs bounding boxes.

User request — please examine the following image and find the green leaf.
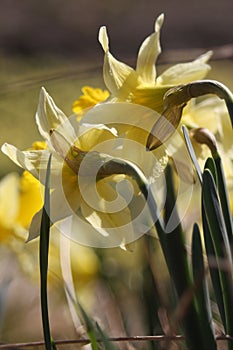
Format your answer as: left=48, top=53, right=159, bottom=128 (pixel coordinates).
left=202, top=169, right=232, bottom=266
left=39, top=154, right=56, bottom=350
left=192, top=223, right=217, bottom=349
left=96, top=322, right=118, bottom=350
left=78, top=303, right=100, bottom=350
left=158, top=163, right=205, bottom=350
left=214, top=155, right=233, bottom=243
left=201, top=202, right=226, bottom=330
left=204, top=157, right=217, bottom=185
left=182, top=125, right=202, bottom=184
left=202, top=169, right=233, bottom=341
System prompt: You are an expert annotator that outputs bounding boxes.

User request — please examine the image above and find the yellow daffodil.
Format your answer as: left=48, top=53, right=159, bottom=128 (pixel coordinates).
left=99, top=14, right=212, bottom=112
left=97, top=13, right=233, bottom=225
left=2, top=88, right=168, bottom=248
left=97, top=15, right=218, bottom=174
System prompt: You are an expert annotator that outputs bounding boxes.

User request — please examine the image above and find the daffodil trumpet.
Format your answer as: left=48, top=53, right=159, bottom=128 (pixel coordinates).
left=147, top=79, right=233, bottom=151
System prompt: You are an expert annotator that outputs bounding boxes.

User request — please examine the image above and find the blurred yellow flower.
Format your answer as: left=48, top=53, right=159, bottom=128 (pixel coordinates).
left=0, top=171, right=40, bottom=280
left=72, top=86, right=109, bottom=115
left=16, top=171, right=43, bottom=228
left=0, top=169, right=99, bottom=284
left=0, top=172, right=20, bottom=244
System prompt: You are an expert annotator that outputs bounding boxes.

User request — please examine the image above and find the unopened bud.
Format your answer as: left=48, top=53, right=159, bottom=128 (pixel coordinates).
left=190, top=127, right=218, bottom=156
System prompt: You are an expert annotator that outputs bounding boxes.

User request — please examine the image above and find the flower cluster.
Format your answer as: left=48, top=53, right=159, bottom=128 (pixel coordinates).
left=1, top=14, right=232, bottom=250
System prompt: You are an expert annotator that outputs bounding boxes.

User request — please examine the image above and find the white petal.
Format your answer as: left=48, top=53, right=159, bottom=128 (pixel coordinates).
left=79, top=122, right=118, bottom=137
left=36, top=88, right=78, bottom=151
left=136, top=14, right=164, bottom=85
left=98, top=26, right=109, bottom=52
left=1, top=143, right=62, bottom=185
left=157, top=51, right=212, bottom=85
left=98, top=26, right=138, bottom=97
left=1, top=143, right=50, bottom=178
left=36, top=87, right=68, bottom=141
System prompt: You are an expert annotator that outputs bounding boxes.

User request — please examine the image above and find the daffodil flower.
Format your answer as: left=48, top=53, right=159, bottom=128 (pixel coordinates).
left=97, top=14, right=218, bottom=174
left=99, top=13, right=212, bottom=112
left=99, top=15, right=233, bottom=187
left=2, top=88, right=170, bottom=248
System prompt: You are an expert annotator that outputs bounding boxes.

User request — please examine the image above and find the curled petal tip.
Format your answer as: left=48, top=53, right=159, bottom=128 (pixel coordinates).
left=39, top=86, right=47, bottom=98
left=155, top=13, right=164, bottom=32
left=98, top=26, right=109, bottom=52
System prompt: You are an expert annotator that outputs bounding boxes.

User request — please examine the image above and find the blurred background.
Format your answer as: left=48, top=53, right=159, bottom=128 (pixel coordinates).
left=0, top=0, right=233, bottom=56
left=0, top=1, right=232, bottom=346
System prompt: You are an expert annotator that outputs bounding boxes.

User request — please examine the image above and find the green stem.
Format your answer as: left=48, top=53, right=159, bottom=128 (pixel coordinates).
left=39, top=155, right=54, bottom=350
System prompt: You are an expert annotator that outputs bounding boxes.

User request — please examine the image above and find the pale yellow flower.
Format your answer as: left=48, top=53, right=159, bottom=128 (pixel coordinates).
left=98, top=15, right=218, bottom=176
left=99, top=14, right=211, bottom=112
left=2, top=88, right=166, bottom=248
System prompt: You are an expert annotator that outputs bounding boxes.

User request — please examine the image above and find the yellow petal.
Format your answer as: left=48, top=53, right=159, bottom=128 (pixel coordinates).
left=1, top=143, right=62, bottom=185
left=99, top=26, right=139, bottom=97
left=72, top=86, right=110, bottom=114
left=136, top=14, right=164, bottom=85
left=131, top=85, right=171, bottom=113
left=78, top=124, right=117, bottom=151
left=1, top=143, right=49, bottom=179
left=157, top=51, right=212, bottom=85
left=36, top=87, right=68, bottom=141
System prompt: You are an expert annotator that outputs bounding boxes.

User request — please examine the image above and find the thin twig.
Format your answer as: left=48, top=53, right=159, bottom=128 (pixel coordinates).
left=1, top=334, right=233, bottom=349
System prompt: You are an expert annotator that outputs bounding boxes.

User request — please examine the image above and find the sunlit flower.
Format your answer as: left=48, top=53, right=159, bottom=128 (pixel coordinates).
left=2, top=88, right=167, bottom=248
left=97, top=13, right=233, bottom=227
left=97, top=14, right=215, bottom=174
left=98, top=14, right=211, bottom=113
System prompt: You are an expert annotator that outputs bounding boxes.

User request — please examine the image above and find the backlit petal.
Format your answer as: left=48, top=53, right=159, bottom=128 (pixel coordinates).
left=99, top=26, right=139, bottom=97
left=157, top=51, right=212, bottom=85
left=136, top=14, right=164, bottom=84
left=36, top=87, right=67, bottom=140
left=36, top=87, right=77, bottom=146
left=1, top=143, right=61, bottom=182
